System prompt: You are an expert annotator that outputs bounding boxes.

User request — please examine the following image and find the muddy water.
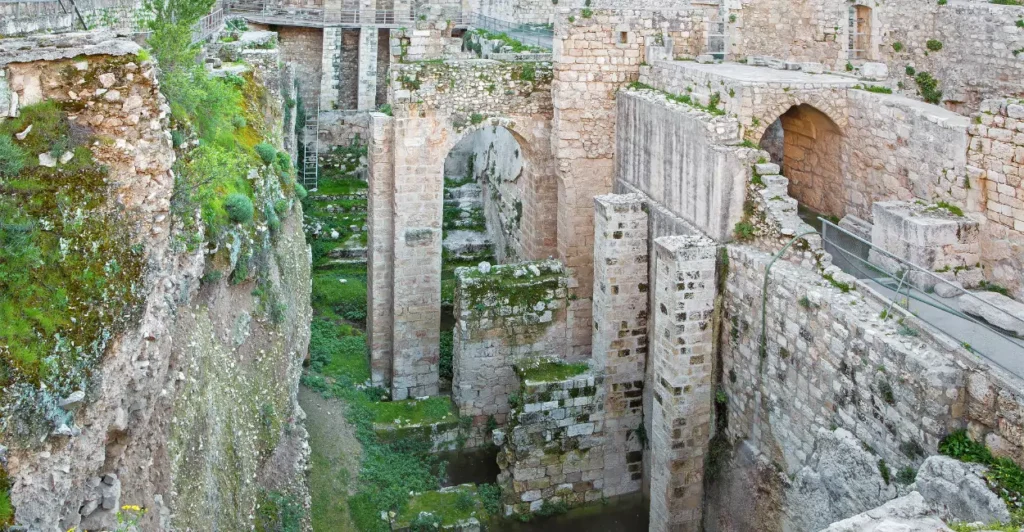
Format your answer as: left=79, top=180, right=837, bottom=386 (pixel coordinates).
left=491, top=493, right=649, bottom=532
left=439, top=445, right=502, bottom=487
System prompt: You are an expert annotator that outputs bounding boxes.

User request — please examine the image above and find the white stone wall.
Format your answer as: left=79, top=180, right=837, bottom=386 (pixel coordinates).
left=592, top=193, right=649, bottom=497
left=367, top=112, right=396, bottom=388
left=648, top=234, right=717, bottom=532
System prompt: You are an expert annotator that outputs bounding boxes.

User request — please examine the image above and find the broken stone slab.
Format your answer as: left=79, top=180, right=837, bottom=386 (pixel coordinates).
left=15, top=124, right=31, bottom=140
left=0, top=30, right=141, bottom=69
left=959, top=290, right=1024, bottom=336
left=860, top=62, right=889, bottom=81
left=754, top=162, right=780, bottom=175
left=696, top=54, right=714, bottom=64
left=933, top=280, right=964, bottom=299
left=913, top=455, right=1011, bottom=524
left=97, top=73, right=116, bottom=88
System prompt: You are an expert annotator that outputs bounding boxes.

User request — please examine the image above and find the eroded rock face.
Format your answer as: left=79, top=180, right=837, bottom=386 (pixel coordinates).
left=2, top=33, right=311, bottom=531
left=785, top=428, right=900, bottom=531
left=913, top=456, right=1010, bottom=524
left=819, top=492, right=951, bottom=532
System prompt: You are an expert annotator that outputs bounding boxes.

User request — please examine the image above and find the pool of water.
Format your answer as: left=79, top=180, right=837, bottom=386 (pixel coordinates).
left=439, top=445, right=502, bottom=486
left=490, top=493, right=649, bottom=532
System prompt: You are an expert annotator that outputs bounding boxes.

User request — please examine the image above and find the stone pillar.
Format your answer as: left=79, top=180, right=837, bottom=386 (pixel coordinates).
left=648, top=235, right=717, bottom=532
left=357, top=27, right=378, bottom=111
left=389, top=117, right=445, bottom=400
left=592, top=193, right=649, bottom=497
left=320, top=27, right=342, bottom=109
left=367, top=112, right=395, bottom=389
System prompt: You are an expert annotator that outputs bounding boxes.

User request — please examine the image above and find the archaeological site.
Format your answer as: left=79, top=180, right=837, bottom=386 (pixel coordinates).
left=2, top=0, right=1024, bottom=528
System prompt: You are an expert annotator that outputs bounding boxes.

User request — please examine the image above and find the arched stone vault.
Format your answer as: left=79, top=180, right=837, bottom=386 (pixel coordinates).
left=367, top=111, right=557, bottom=399
left=746, top=91, right=848, bottom=142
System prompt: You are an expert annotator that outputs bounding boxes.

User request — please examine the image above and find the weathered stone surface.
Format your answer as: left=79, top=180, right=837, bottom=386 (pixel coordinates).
left=914, top=456, right=1011, bottom=524
left=0, top=31, right=140, bottom=68
left=959, top=291, right=1024, bottom=336
left=819, top=492, right=950, bottom=532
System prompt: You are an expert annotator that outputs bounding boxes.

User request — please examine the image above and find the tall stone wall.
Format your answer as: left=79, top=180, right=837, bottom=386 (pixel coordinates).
left=591, top=193, right=649, bottom=497
left=731, top=0, right=1024, bottom=111
left=970, top=99, right=1024, bottom=299
left=614, top=89, right=749, bottom=241
left=843, top=89, right=972, bottom=221
left=451, top=260, right=570, bottom=431
left=367, top=112, right=396, bottom=388
left=647, top=234, right=717, bottom=532
left=711, top=243, right=1024, bottom=530
left=0, top=0, right=141, bottom=35
left=357, top=26, right=378, bottom=110
left=552, top=8, right=708, bottom=358
left=388, top=60, right=553, bottom=118
left=275, top=26, right=324, bottom=110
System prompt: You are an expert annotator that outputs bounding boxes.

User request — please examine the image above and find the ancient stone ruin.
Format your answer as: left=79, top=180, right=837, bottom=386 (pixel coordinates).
left=2, top=0, right=1024, bottom=530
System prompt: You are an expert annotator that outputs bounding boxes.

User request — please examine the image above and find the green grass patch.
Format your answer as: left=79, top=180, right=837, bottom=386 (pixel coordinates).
left=978, top=280, right=1012, bottom=297
left=474, top=28, right=546, bottom=53
left=369, top=396, right=455, bottom=426
left=314, top=177, right=368, bottom=197
left=312, top=269, right=368, bottom=323
left=394, top=485, right=487, bottom=528
left=0, top=101, right=146, bottom=444
left=309, top=319, right=370, bottom=383
left=854, top=84, right=894, bottom=94
left=940, top=429, right=1024, bottom=520
left=517, top=360, right=590, bottom=382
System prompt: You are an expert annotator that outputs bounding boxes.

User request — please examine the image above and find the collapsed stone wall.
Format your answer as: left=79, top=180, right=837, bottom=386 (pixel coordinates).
left=451, top=260, right=570, bottom=437
left=732, top=0, right=1024, bottom=110
left=708, top=243, right=1024, bottom=530
left=0, top=32, right=312, bottom=530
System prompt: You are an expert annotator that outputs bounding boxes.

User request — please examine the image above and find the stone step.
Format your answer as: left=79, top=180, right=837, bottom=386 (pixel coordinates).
left=443, top=230, right=492, bottom=255
left=754, top=162, right=780, bottom=175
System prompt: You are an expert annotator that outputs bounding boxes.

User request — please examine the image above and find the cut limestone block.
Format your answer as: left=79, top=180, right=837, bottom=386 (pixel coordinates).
left=960, top=291, right=1024, bottom=336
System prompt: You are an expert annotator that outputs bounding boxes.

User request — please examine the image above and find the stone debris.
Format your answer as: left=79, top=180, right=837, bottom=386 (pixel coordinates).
left=38, top=152, right=56, bottom=167
left=913, top=456, right=1011, bottom=524
left=959, top=291, right=1024, bottom=336
left=15, top=123, right=31, bottom=140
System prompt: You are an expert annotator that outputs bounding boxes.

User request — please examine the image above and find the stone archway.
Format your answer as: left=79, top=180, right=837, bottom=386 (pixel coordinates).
left=366, top=113, right=556, bottom=399
left=758, top=103, right=846, bottom=218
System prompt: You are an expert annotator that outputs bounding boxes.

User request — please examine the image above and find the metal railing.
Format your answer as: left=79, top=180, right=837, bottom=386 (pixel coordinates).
left=223, top=0, right=471, bottom=28
left=819, top=218, right=1024, bottom=376
left=470, top=12, right=552, bottom=50
left=1, top=0, right=223, bottom=41
left=706, top=19, right=725, bottom=60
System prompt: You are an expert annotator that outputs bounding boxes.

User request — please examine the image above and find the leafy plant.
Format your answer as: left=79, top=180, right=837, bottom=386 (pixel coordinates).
left=896, top=466, right=917, bottom=484
left=734, top=221, right=755, bottom=241
left=892, top=41, right=904, bottom=52
left=878, top=459, right=891, bottom=484
left=926, top=39, right=943, bottom=51
left=940, top=429, right=993, bottom=463
left=0, top=135, right=26, bottom=177
left=255, top=142, right=277, bottom=165
left=581, top=7, right=593, bottom=18
left=224, top=192, right=254, bottom=224
left=905, top=65, right=916, bottom=76
left=914, top=71, right=942, bottom=104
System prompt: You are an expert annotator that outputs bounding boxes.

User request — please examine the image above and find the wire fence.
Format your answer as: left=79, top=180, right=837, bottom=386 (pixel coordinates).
left=470, top=12, right=553, bottom=50
left=819, top=218, right=1024, bottom=377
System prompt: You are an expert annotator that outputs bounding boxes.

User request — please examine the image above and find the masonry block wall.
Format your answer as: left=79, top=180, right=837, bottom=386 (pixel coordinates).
left=971, top=99, right=1024, bottom=298
left=451, top=260, right=570, bottom=432
left=367, top=112, right=396, bottom=389
left=732, top=0, right=1024, bottom=110
left=647, top=234, right=717, bottom=532
left=552, top=8, right=708, bottom=358
left=591, top=193, right=649, bottom=497
left=614, top=89, right=747, bottom=241
left=274, top=26, right=324, bottom=110
left=714, top=244, right=1024, bottom=529
left=357, top=27, right=378, bottom=110
left=496, top=366, right=605, bottom=515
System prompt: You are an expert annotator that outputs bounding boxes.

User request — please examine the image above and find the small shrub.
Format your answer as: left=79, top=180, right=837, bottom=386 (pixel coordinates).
left=255, top=142, right=277, bottom=165
left=896, top=466, right=917, bottom=484
left=734, top=221, right=755, bottom=241
left=232, top=115, right=247, bottom=129
left=470, top=113, right=485, bottom=125
left=892, top=41, right=904, bottom=52
left=478, top=484, right=501, bottom=515
left=914, top=71, right=942, bottom=104
left=377, top=103, right=393, bottom=116
left=520, top=63, right=536, bottom=82
left=170, top=129, right=185, bottom=149
left=581, top=7, right=593, bottom=18
left=878, top=379, right=895, bottom=405
left=0, top=135, right=26, bottom=177
left=295, top=183, right=308, bottom=200
left=224, top=193, right=254, bottom=224
left=878, top=459, right=891, bottom=484
left=905, top=65, right=915, bottom=76
left=798, top=296, right=811, bottom=308
left=939, top=429, right=993, bottom=463
left=926, top=39, right=943, bottom=52
left=937, top=0, right=947, bottom=4
left=845, top=62, right=854, bottom=71
left=265, top=203, right=281, bottom=233
left=855, top=84, right=893, bottom=94
left=990, top=0, right=1023, bottom=5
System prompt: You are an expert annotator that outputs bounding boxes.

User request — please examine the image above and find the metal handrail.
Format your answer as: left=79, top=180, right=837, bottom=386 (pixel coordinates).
left=819, top=218, right=1024, bottom=367
left=223, top=0, right=470, bottom=27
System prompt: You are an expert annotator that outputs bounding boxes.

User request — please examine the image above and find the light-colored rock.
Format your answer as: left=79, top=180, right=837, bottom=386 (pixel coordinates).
left=934, top=280, right=964, bottom=299
left=959, top=290, right=1024, bottom=336
left=861, top=62, right=889, bottom=81
left=38, top=152, right=56, bottom=167
left=819, top=492, right=950, bottom=532
left=914, top=455, right=1011, bottom=524
left=15, top=123, right=32, bottom=140
left=97, top=73, right=116, bottom=88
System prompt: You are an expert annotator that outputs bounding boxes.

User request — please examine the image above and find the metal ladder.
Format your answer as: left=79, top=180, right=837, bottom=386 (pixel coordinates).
left=301, top=101, right=320, bottom=191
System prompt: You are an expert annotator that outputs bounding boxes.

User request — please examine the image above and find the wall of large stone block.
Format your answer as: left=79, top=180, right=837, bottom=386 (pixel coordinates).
left=714, top=243, right=1024, bottom=529
left=731, top=0, right=1024, bottom=111
left=552, top=8, right=709, bottom=358
left=273, top=26, right=324, bottom=110
left=0, top=0, right=141, bottom=35
left=318, top=109, right=371, bottom=147
left=970, top=99, right=1024, bottom=298
left=451, top=260, right=570, bottom=431
left=614, top=89, right=749, bottom=241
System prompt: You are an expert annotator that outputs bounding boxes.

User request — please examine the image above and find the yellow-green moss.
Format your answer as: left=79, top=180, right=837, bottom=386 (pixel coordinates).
left=0, top=101, right=146, bottom=445
left=516, top=360, right=590, bottom=383
left=394, top=485, right=489, bottom=528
